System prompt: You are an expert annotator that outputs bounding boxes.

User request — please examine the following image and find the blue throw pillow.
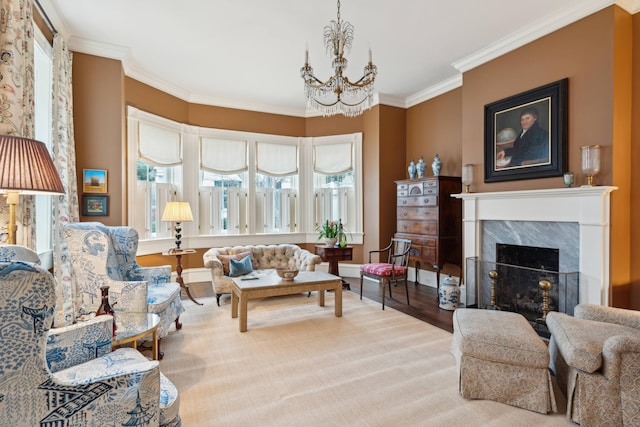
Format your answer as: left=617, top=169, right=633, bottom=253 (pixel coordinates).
left=229, top=255, right=253, bottom=277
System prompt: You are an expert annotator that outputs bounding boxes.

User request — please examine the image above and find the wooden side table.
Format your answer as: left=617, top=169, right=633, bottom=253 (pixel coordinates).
left=162, top=248, right=203, bottom=305
left=315, top=245, right=353, bottom=290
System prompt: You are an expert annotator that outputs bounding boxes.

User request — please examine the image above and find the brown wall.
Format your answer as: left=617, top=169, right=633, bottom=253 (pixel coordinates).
left=72, top=7, right=639, bottom=307
left=631, top=12, right=640, bottom=308
left=403, top=6, right=636, bottom=308
left=73, top=54, right=125, bottom=225
left=406, top=88, right=463, bottom=178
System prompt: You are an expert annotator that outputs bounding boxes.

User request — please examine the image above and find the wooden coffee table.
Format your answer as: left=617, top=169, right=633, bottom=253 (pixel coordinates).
left=231, top=271, right=342, bottom=332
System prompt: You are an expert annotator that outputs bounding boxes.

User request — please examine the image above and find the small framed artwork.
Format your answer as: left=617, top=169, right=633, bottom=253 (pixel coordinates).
left=83, top=169, right=108, bottom=193
left=484, top=78, right=568, bottom=183
left=82, top=195, right=108, bottom=216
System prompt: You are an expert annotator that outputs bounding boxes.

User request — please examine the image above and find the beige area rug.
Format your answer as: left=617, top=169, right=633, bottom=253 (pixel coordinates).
left=159, top=291, right=574, bottom=427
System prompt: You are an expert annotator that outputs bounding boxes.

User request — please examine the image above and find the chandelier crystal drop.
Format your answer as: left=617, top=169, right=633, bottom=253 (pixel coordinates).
left=301, top=0, right=377, bottom=117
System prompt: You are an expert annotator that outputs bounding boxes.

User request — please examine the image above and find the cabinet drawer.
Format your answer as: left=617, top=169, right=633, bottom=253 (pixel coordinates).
left=397, top=206, right=438, bottom=221
left=394, top=233, right=436, bottom=247
left=397, top=220, right=437, bottom=235
left=422, top=180, right=438, bottom=195
left=397, top=189, right=408, bottom=197
left=398, top=195, right=437, bottom=207
left=409, top=236, right=436, bottom=247
left=409, top=245, right=437, bottom=266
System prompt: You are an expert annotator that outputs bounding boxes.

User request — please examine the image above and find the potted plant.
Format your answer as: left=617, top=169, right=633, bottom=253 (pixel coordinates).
left=316, top=220, right=339, bottom=247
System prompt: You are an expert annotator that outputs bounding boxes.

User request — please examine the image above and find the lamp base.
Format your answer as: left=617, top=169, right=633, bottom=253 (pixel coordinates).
left=174, top=221, right=183, bottom=250
left=5, top=191, right=19, bottom=244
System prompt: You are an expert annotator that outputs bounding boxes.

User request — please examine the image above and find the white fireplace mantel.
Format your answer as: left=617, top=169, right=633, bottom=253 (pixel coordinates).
left=453, top=186, right=617, bottom=306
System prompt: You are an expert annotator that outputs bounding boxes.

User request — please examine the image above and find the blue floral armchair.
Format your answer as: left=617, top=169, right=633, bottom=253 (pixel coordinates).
left=63, top=222, right=185, bottom=358
left=0, top=261, right=181, bottom=426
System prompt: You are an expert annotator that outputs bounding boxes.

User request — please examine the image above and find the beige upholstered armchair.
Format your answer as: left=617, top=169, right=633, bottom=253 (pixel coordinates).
left=546, top=304, right=640, bottom=425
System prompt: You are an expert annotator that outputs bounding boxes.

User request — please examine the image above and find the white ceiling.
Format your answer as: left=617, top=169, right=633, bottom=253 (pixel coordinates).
left=39, top=0, right=637, bottom=117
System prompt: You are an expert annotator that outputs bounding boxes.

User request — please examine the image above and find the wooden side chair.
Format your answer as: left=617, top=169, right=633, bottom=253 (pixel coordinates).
left=360, top=238, right=412, bottom=309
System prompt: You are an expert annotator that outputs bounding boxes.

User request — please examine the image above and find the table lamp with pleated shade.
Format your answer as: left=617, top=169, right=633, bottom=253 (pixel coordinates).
left=161, top=201, right=193, bottom=251
left=0, top=135, right=65, bottom=244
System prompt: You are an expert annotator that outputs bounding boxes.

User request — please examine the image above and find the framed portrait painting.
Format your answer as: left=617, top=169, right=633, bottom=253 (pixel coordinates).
left=83, top=169, right=108, bottom=193
left=484, top=78, right=568, bottom=183
left=82, top=195, right=108, bottom=216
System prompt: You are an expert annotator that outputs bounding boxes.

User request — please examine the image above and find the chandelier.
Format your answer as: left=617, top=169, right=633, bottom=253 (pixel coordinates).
left=300, top=0, right=378, bottom=117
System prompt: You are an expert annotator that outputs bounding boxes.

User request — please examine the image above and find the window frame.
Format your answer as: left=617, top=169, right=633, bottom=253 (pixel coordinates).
left=127, top=107, right=363, bottom=255
left=33, top=24, right=54, bottom=268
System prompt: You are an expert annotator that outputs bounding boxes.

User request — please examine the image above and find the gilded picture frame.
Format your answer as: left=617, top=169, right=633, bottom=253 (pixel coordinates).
left=83, top=169, right=108, bottom=193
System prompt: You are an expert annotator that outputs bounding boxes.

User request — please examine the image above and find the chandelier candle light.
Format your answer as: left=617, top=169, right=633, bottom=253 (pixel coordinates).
left=301, top=0, right=377, bottom=117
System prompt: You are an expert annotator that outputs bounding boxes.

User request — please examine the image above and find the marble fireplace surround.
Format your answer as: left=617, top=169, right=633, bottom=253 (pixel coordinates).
left=454, top=186, right=617, bottom=306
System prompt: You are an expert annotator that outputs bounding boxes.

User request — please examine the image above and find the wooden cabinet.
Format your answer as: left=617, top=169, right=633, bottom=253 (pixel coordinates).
left=394, top=177, right=462, bottom=284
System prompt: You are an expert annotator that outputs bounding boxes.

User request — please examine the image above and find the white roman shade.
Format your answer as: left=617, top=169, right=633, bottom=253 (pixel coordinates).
left=256, top=141, right=298, bottom=176
left=138, top=122, right=182, bottom=166
left=313, top=141, right=353, bottom=174
left=200, top=137, right=248, bottom=173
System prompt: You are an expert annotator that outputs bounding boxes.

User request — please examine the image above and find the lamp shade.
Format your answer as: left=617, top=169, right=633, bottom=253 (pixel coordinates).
left=162, top=201, right=193, bottom=222
left=0, top=135, right=65, bottom=194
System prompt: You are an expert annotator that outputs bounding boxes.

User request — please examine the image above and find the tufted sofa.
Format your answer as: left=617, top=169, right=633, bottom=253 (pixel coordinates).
left=203, top=244, right=322, bottom=305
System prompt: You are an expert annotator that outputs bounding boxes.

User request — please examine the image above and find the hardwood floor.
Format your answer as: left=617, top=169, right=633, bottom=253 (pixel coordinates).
left=344, top=277, right=454, bottom=333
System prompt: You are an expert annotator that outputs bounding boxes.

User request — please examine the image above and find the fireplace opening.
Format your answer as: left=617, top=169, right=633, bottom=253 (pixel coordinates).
left=465, top=243, right=579, bottom=338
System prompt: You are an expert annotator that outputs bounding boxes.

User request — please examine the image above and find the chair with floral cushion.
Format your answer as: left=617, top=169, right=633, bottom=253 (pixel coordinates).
left=360, top=238, right=412, bottom=309
left=0, top=260, right=181, bottom=426
left=63, top=222, right=185, bottom=358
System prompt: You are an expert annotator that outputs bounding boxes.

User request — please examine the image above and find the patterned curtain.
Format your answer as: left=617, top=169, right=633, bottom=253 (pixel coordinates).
left=52, top=33, right=79, bottom=327
left=0, top=0, right=35, bottom=246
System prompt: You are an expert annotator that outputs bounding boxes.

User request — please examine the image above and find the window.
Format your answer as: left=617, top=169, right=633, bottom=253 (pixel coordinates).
left=311, top=135, right=360, bottom=233
left=34, top=26, right=54, bottom=254
left=199, top=136, right=248, bottom=235
left=127, top=110, right=184, bottom=239
left=127, top=107, right=362, bottom=252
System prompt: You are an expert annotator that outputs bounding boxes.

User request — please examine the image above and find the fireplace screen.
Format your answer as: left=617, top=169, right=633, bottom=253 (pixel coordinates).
left=465, top=254, right=578, bottom=338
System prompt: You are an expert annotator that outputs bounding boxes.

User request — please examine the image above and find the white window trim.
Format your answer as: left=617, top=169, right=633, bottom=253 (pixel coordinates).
left=127, top=107, right=363, bottom=255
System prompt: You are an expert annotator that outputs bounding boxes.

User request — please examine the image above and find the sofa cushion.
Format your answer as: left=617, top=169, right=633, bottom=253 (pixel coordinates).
left=453, top=308, right=548, bottom=369
left=218, top=251, right=252, bottom=275
left=360, top=263, right=407, bottom=277
left=229, top=256, right=253, bottom=277
left=546, top=311, right=640, bottom=373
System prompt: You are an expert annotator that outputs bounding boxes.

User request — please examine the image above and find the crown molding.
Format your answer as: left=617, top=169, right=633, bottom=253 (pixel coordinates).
left=405, top=75, right=463, bottom=108
left=67, top=36, right=130, bottom=62
left=40, top=0, right=638, bottom=116
left=188, top=92, right=308, bottom=118
left=452, top=0, right=615, bottom=74
left=616, top=0, right=640, bottom=13
left=377, top=93, right=406, bottom=109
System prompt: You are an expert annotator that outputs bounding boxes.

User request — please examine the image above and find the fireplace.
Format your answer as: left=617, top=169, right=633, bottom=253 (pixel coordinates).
left=467, top=242, right=579, bottom=337
left=453, top=186, right=616, bottom=307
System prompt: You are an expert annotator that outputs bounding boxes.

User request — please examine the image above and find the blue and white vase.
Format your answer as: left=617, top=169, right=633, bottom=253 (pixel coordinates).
left=432, top=154, right=442, bottom=177
left=438, top=274, right=460, bottom=310
left=408, top=159, right=417, bottom=179
left=416, top=156, right=426, bottom=178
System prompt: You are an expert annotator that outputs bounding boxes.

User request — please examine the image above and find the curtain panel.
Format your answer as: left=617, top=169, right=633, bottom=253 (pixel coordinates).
left=0, top=0, right=36, bottom=246
left=52, top=33, right=79, bottom=327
